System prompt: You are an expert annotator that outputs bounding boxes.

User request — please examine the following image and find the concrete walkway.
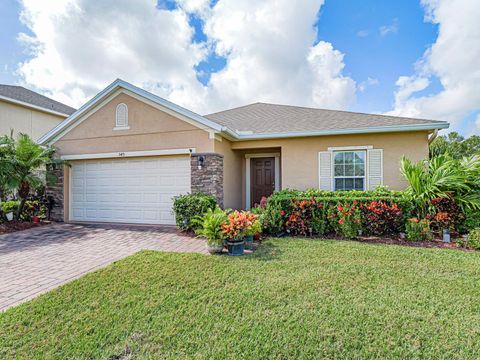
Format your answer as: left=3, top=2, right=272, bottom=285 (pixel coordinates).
left=0, top=223, right=206, bottom=311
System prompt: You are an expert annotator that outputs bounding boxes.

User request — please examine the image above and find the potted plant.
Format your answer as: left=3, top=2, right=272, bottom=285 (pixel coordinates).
left=222, top=210, right=252, bottom=256
left=194, top=207, right=227, bottom=254
left=244, top=216, right=261, bottom=249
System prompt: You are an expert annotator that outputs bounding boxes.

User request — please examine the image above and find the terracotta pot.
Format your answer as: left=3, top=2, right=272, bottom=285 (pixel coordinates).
left=32, top=216, right=40, bottom=224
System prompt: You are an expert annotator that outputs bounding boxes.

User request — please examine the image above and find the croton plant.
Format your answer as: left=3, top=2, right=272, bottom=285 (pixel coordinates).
left=222, top=210, right=258, bottom=241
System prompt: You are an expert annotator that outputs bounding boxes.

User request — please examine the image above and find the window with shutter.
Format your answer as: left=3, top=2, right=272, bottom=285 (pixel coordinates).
left=332, top=150, right=365, bottom=191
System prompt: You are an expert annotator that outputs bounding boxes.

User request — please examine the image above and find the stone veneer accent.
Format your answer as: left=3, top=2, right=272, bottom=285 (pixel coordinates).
left=190, top=153, right=224, bottom=207
left=45, top=164, right=64, bottom=222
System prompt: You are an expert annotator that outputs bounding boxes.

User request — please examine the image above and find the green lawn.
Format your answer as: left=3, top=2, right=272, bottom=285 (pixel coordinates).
left=2, top=238, right=480, bottom=359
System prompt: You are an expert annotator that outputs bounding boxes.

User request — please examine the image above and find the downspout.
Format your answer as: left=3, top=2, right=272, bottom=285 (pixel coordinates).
left=428, top=129, right=438, bottom=144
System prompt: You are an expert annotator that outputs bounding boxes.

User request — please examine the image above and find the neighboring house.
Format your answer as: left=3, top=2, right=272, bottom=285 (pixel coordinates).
left=0, top=84, right=76, bottom=140
left=39, top=79, right=449, bottom=225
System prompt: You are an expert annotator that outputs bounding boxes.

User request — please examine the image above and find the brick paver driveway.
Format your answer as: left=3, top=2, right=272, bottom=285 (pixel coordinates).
left=0, top=223, right=206, bottom=311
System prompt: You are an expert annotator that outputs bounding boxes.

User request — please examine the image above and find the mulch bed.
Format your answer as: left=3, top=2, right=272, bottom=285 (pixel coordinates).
left=0, top=221, right=49, bottom=235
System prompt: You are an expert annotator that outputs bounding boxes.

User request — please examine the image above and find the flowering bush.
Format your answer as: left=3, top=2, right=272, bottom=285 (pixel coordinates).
left=328, top=202, right=361, bottom=239
left=361, top=201, right=403, bottom=236
left=285, top=198, right=326, bottom=236
left=405, top=218, right=433, bottom=241
left=427, top=196, right=463, bottom=233
left=261, top=200, right=287, bottom=235
left=222, top=210, right=257, bottom=241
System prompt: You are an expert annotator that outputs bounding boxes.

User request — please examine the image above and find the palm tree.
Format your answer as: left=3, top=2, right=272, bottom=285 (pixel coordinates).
left=400, top=154, right=480, bottom=217
left=0, top=132, right=16, bottom=220
left=3, top=133, right=63, bottom=220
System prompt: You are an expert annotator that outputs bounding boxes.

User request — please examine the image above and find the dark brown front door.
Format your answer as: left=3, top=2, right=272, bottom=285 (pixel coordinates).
left=251, top=157, right=275, bottom=208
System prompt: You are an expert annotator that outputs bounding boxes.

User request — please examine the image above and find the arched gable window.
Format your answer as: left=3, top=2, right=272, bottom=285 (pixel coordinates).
left=115, top=103, right=128, bottom=128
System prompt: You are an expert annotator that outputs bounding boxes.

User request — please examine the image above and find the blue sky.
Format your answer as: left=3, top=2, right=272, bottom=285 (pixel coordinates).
left=1, top=0, right=479, bottom=135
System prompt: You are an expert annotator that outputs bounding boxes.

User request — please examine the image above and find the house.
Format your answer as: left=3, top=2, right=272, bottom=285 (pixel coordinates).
left=39, top=79, right=449, bottom=225
left=0, top=84, right=76, bottom=140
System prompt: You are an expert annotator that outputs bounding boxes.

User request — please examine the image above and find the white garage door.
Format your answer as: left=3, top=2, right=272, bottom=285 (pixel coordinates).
left=70, top=156, right=191, bottom=225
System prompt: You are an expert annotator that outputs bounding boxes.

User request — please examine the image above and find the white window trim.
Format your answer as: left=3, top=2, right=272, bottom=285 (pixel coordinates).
left=115, top=103, right=129, bottom=129
left=113, top=126, right=130, bottom=131
left=245, top=153, right=280, bottom=209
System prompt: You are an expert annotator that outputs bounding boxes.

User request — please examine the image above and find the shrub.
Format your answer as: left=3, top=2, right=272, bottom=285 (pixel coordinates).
left=426, top=196, right=464, bottom=233
left=285, top=198, right=326, bottom=236
left=457, top=229, right=480, bottom=250
left=172, top=193, right=217, bottom=231
left=261, top=188, right=411, bottom=237
left=327, top=202, right=361, bottom=239
left=406, top=218, right=433, bottom=241
left=458, top=208, right=480, bottom=234
left=261, top=199, right=287, bottom=235
left=1, top=200, right=43, bottom=221
left=361, top=201, right=404, bottom=236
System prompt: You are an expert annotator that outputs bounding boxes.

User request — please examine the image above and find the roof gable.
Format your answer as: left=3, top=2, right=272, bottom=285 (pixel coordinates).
left=38, top=79, right=223, bottom=145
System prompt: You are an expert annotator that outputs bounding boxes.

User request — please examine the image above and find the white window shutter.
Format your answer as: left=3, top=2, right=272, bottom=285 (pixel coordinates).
left=318, top=151, right=333, bottom=190
left=367, top=149, right=383, bottom=190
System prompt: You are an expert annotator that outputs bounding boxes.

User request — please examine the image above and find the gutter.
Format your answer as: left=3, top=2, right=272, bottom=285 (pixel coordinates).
left=221, top=122, right=450, bottom=141
left=428, top=129, right=439, bottom=144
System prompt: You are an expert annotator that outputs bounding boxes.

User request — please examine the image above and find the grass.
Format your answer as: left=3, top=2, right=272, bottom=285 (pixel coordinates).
left=2, top=238, right=480, bottom=359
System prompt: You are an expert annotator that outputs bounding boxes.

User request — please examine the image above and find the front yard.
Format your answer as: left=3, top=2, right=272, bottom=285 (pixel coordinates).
left=2, top=238, right=480, bottom=358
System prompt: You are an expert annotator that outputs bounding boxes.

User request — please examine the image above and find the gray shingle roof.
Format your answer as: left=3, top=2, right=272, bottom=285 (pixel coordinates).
left=0, top=84, right=76, bottom=116
left=204, top=102, right=448, bottom=135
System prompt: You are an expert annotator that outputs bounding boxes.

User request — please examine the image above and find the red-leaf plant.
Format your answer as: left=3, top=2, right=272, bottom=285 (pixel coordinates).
left=222, top=210, right=257, bottom=241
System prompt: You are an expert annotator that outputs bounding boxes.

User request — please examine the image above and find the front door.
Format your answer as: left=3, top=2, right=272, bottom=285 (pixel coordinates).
left=251, top=157, right=275, bottom=208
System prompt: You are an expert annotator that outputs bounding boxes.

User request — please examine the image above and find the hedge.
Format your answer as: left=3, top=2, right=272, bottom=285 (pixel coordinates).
left=172, top=193, right=217, bottom=231
left=259, top=188, right=413, bottom=237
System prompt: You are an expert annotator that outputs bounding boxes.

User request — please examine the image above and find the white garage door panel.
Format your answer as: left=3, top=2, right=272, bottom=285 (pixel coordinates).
left=70, top=156, right=191, bottom=225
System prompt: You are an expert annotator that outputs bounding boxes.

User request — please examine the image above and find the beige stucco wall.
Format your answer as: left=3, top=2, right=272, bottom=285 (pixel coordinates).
left=54, top=93, right=214, bottom=155
left=214, top=138, right=243, bottom=209
left=230, top=131, right=430, bottom=196
left=54, top=93, right=217, bottom=222
left=0, top=99, right=65, bottom=140
left=52, top=92, right=430, bottom=217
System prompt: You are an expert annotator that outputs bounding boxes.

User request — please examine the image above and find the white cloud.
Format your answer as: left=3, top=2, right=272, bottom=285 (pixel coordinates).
left=15, top=0, right=356, bottom=114
left=379, top=18, right=399, bottom=37
left=17, top=0, right=207, bottom=108
left=201, top=0, right=356, bottom=112
left=388, top=0, right=480, bottom=132
left=356, top=30, right=369, bottom=38
left=358, top=77, right=379, bottom=92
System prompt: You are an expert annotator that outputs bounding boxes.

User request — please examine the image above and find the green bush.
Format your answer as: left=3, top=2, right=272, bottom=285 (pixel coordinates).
left=172, top=193, right=217, bottom=231
left=457, top=229, right=480, bottom=250
left=405, top=218, right=433, bottom=241
left=458, top=208, right=480, bottom=234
